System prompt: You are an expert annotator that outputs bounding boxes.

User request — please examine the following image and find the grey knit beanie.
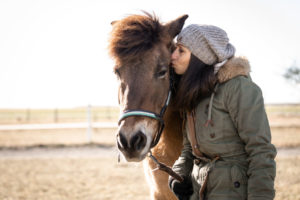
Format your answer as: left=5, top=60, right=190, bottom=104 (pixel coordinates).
left=177, top=24, right=235, bottom=66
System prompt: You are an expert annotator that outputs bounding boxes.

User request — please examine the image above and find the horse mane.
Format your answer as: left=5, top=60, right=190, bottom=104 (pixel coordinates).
left=108, top=13, right=163, bottom=66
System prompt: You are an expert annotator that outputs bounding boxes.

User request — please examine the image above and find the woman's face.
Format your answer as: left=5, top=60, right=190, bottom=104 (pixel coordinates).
left=171, top=44, right=191, bottom=75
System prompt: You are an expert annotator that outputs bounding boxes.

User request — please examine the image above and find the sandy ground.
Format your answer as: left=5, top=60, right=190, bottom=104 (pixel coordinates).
left=0, top=146, right=299, bottom=200
left=0, top=146, right=118, bottom=159
left=0, top=155, right=149, bottom=200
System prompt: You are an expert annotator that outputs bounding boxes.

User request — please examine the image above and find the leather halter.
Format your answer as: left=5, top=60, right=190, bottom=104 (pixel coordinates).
left=118, top=68, right=173, bottom=148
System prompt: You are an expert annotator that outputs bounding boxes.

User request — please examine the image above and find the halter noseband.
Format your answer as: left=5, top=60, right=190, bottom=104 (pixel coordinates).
left=118, top=69, right=173, bottom=148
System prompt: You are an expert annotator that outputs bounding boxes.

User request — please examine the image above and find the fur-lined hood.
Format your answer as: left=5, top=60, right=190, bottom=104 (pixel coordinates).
left=217, top=56, right=251, bottom=83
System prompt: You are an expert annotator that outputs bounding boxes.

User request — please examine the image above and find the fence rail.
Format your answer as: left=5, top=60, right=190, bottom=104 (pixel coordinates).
left=0, top=106, right=119, bottom=124
left=0, top=122, right=118, bottom=131
left=0, top=106, right=120, bottom=143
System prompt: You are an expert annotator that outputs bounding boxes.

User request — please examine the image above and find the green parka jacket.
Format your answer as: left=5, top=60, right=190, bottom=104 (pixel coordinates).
left=172, top=56, right=276, bottom=200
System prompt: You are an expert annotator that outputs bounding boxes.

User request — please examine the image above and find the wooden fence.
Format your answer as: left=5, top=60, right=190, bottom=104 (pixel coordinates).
left=0, top=106, right=119, bottom=124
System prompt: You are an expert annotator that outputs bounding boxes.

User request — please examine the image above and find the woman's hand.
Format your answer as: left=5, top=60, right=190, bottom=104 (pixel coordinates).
left=168, top=176, right=193, bottom=199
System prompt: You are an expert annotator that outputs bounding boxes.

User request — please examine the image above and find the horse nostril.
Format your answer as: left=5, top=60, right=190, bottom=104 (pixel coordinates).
left=117, top=131, right=128, bottom=150
left=130, top=131, right=147, bottom=151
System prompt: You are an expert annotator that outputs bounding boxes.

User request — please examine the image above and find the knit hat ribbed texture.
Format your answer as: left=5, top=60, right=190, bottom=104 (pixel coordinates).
left=177, top=24, right=235, bottom=65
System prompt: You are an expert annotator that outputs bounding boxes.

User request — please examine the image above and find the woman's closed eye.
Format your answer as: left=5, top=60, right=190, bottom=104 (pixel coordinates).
left=179, top=47, right=184, bottom=53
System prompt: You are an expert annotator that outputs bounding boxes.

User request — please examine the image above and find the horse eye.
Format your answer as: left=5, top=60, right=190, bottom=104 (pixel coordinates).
left=157, top=69, right=167, bottom=78
left=114, top=69, right=121, bottom=77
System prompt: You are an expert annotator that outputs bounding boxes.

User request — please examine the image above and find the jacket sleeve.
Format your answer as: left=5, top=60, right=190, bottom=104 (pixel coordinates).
left=172, top=126, right=194, bottom=179
left=225, top=77, right=277, bottom=200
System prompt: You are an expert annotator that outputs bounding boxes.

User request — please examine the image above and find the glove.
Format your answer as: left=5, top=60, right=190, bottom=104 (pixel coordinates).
left=168, top=176, right=193, bottom=200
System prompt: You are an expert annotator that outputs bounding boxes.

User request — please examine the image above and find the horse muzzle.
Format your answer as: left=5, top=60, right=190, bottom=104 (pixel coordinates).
left=116, top=119, right=157, bottom=162
left=118, top=130, right=146, bottom=156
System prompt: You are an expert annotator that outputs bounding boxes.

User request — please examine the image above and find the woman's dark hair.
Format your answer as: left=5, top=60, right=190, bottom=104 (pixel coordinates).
left=174, top=54, right=217, bottom=112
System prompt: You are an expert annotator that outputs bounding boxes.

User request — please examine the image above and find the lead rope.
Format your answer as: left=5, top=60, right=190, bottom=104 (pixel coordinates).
left=148, top=151, right=184, bottom=182
left=117, top=146, right=183, bottom=182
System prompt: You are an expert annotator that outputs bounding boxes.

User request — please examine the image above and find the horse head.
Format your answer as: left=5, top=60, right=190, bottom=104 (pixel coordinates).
left=109, top=13, right=188, bottom=162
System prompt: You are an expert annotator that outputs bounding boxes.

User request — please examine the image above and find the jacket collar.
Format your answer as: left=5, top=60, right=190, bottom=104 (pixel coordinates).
left=217, top=56, right=251, bottom=83
left=203, top=56, right=251, bottom=127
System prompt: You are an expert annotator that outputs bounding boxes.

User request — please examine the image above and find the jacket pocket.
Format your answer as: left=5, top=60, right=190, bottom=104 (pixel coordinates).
left=230, top=164, right=248, bottom=199
left=206, top=164, right=248, bottom=200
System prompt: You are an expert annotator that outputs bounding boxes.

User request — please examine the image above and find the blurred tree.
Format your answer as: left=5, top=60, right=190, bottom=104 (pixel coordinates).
left=283, top=61, right=300, bottom=84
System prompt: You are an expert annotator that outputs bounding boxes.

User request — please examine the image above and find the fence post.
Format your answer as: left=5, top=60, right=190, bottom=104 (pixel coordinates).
left=86, top=104, right=93, bottom=143
left=26, top=108, right=31, bottom=123
left=54, top=108, right=58, bottom=123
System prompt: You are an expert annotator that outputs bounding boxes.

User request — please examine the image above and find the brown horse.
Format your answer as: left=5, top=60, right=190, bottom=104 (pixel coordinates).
left=108, top=13, right=188, bottom=200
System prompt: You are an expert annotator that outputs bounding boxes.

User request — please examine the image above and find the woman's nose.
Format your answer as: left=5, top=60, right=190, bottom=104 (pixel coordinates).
left=171, top=50, right=178, bottom=61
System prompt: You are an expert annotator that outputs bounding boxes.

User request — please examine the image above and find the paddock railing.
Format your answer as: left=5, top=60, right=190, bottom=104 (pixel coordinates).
left=0, top=106, right=119, bottom=124
left=0, top=105, right=120, bottom=143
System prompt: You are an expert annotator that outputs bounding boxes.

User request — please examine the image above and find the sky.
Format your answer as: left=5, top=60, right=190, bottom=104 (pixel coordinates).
left=0, top=0, right=300, bottom=108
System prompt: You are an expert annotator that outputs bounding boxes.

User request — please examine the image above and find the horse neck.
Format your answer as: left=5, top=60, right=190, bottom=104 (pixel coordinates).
left=152, top=102, right=183, bottom=166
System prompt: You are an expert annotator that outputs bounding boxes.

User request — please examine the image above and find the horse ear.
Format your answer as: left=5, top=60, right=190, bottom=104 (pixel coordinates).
left=111, top=20, right=118, bottom=25
left=164, top=15, right=188, bottom=39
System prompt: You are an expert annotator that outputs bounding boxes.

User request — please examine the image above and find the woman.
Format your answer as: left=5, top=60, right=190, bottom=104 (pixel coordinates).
left=168, top=24, right=276, bottom=200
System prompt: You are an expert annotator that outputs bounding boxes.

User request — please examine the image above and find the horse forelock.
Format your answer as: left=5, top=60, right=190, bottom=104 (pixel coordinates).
left=109, top=13, right=164, bottom=67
